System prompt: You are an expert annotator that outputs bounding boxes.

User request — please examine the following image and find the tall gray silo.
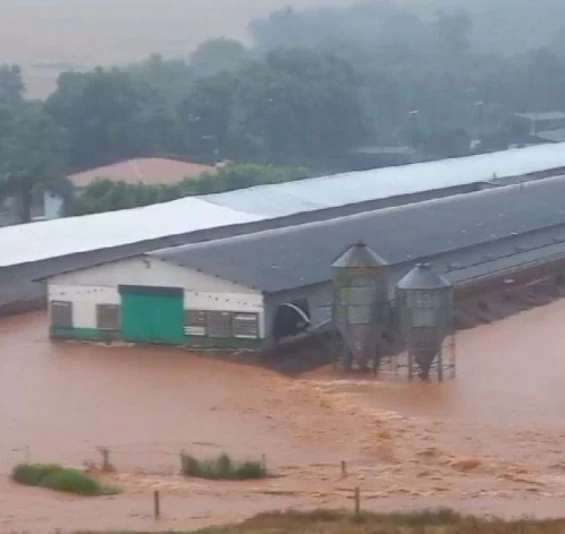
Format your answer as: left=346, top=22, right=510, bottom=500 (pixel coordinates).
left=396, top=263, right=454, bottom=381
left=332, top=241, right=389, bottom=372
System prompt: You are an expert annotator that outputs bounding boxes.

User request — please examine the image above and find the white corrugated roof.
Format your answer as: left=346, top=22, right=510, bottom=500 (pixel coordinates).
left=203, top=143, right=565, bottom=216
left=2, top=142, right=565, bottom=268
left=0, top=197, right=261, bottom=267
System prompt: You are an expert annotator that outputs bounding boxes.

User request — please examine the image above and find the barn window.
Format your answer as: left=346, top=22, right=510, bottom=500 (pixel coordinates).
left=50, top=300, right=73, bottom=328
left=232, top=313, right=259, bottom=339
left=207, top=311, right=233, bottom=338
left=97, top=304, right=120, bottom=331
left=185, top=310, right=207, bottom=337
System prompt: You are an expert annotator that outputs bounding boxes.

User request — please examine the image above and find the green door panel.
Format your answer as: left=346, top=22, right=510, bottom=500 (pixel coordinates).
left=120, top=286, right=184, bottom=345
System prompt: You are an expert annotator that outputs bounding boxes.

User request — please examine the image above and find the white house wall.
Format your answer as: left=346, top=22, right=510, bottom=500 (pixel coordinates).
left=48, top=256, right=265, bottom=337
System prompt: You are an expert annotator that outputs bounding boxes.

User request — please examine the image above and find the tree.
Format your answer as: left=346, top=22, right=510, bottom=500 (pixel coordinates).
left=230, top=49, right=373, bottom=168
left=0, top=64, right=25, bottom=107
left=190, top=38, right=248, bottom=77
left=179, top=71, right=238, bottom=162
left=46, top=67, right=180, bottom=169
left=0, top=101, right=69, bottom=222
left=127, top=54, right=194, bottom=107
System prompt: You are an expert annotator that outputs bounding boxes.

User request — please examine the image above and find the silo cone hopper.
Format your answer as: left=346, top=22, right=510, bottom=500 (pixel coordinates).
left=331, top=241, right=389, bottom=372
left=396, top=263, right=453, bottom=381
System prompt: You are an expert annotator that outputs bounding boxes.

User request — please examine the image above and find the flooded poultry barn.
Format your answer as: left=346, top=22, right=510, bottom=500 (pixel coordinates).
left=4, top=142, right=565, bottom=318
left=39, top=175, right=565, bottom=361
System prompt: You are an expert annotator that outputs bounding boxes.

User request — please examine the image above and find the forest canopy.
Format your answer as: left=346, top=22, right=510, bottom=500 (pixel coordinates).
left=1, top=0, right=565, bottom=221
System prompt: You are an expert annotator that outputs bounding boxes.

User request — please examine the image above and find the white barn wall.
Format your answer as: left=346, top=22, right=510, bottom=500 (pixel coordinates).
left=49, top=285, right=119, bottom=329
left=50, top=256, right=258, bottom=294
left=48, top=256, right=266, bottom=337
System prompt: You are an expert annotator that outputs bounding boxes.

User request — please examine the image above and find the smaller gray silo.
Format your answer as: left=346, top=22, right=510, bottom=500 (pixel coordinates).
left=396, top=263, right=454, bottom=381
left=332, top=241, right=389, bottom=371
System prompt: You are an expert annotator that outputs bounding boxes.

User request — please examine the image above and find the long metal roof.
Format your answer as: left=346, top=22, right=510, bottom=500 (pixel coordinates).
left=151, top=176, right=565, bottom=293
left=2, top=142, right=565, bottom=268
left=203, top=142, right=565, bottom=217
left=0, top=197, right=261, bottom=267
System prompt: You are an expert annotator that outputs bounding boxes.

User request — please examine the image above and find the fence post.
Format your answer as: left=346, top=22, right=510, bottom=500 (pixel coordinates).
left=341, top=460, right=347, bottom=478
left=179, top=450, right=185, bottom=474
left=354, top=486, right=361, bottom=516
left=99, top=447, right=110, bottom=471
left=261, top=453, right=267, bottom=472
left=154, top=490, right=160, bottom=519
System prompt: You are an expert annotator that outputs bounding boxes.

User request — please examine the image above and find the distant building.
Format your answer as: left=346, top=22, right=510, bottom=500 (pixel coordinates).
left=0, top=157, right=216, bottom=226
left=514, top=111, right=565, bottom=135
left=46, top=157, right=216, bottom=221
left=512, top=111, right=565, bottom=146
left=68, top=157, right=215, bottom=189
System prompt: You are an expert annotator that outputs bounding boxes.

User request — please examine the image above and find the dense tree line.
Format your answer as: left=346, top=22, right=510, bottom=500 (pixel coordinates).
left=3, top=1, right=565, bottom=222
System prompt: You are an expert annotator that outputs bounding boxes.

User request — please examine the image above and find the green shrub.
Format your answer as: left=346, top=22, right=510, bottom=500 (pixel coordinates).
left=12, top=463, right=61, bottom=486
left=11, top=463, right=119, bottom=496
left=181, top=453, right=267, bottom=480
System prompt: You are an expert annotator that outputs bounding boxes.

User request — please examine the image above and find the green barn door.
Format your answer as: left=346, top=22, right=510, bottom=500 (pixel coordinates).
left=119, top=285, right=185, bottom=345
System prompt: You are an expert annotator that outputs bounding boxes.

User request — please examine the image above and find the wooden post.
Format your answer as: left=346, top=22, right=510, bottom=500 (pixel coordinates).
left=100, top=448, right=110, bottom=471
left=153, top=490, right=160, bottom=519
left=179, top=450, right=185, bottom=474
left=341, top=460, right=347, bottom=478
left=354, top=486, right=361, bottom=516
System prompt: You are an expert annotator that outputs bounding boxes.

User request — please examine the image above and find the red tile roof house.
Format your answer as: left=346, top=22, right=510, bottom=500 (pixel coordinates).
left=43, top=157, right=216, bottom=220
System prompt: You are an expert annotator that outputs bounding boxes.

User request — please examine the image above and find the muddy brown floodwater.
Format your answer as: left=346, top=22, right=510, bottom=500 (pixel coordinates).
left=3, top=304, right=565, bottom=532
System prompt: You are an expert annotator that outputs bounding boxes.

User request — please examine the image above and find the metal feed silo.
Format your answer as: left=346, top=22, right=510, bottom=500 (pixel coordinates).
left=396, top=263, right=454, bottom=381
left=332, top=241, right=389, bottom=372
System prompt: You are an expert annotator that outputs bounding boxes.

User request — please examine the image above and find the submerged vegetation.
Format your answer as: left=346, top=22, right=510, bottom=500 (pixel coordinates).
left=180, top=452, right=268, bottom=480
left=12, top=463, right=120, bottom=496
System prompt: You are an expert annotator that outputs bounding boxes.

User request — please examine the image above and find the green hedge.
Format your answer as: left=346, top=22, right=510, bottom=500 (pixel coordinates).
left=180, top=453, right=267, bottom=480
left=12, top=463, right=119, bottom=496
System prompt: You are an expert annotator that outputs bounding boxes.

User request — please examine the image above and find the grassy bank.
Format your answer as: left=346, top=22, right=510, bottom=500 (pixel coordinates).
left=180, top=453, right=267, bottom=480
left=75, top=509, right=565, bottom=533
left=12, top=463, right=119, bottom=496
left=202, top=509, right=565, bottom=534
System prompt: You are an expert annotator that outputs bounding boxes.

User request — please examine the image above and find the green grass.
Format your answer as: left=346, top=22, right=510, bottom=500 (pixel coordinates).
left=180, top=453, right=267, bottom=480
left=12, top=463, right=120, bottom=496
left=74, top=508, right=565, bottom=533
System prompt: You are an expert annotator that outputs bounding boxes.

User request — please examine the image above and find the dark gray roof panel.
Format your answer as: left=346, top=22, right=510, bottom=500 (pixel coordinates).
left=397, top=264, right=451, bottom=291
left=332, top=242, right=388, bottom=269
left=150, top=177, right=565, bottom=293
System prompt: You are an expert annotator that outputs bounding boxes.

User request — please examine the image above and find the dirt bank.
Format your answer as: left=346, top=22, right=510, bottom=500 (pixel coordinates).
left=2, top=304, right=565, bottom=531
